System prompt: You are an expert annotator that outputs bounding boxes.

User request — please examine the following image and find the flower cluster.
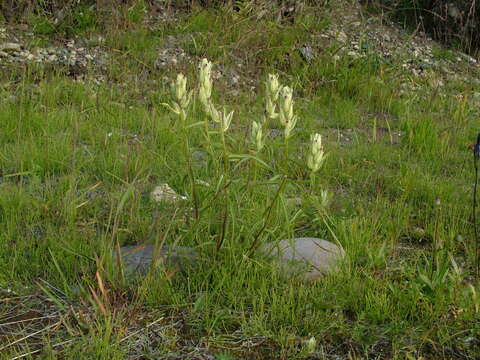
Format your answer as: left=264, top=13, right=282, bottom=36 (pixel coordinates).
left=197, top=58, right=233, bottom=133
left=278, top=86, right=297, bottom=139
left=265, top=74, right=280, bottom=120
left=307, top=133, right=326, bottom=173
left=251, top=121, right=264, bottom=152
left=162, top=73, right=192, bottom=122
left=209, top=103, right=234, bottom=132
left=198, top=58, right=213, bottom=111
left=264, top=74, right=298, bottom=139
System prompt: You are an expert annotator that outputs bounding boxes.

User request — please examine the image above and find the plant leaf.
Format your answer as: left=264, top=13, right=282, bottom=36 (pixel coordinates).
left=228, top=154, right=272, bottom=170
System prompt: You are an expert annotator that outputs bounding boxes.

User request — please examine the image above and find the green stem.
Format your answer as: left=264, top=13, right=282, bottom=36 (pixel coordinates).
left=220, top=130, right=229, bottom=175
left=309, top=172, right=315, bottom=194
left=216, top=198, right=229, bottom=251
left=181, top=115, right=199, bottom=220
left=474, top=155, right=479, bottom=277
left=285, top=137, right=289, bottom=163
left=204, top=113, right=212, bottom=150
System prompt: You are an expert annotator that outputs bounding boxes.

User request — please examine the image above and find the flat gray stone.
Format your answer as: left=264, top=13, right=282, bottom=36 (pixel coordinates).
left=299, top=44, right=314, bottom=63
left=192, top=150, right=208, bottom=167
left=260, top=238, right=345, bottom=281
left=0, top=42, right=21, bottom=52
left=115, top=245, right=198, bottom=278
left=150, top=184, right=187, bottom=203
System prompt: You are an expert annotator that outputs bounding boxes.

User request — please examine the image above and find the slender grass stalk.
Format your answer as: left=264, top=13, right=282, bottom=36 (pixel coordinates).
left=183, top=133, right=199, bottom=219
left=199, top=179, right=232, bottom=213
left=216, top=124, right=231, bottom=246
left=309, top=172, right=316, bottom=194
left=473, top=133, right=480, bottom=277
left=220, top=129, right=229, bottom=175
left=204, top=114, right=212, bottom=149
left=216, top=199, right=229, bottom=251
left=284, top=137, right=290, bottom=163
left=111, top=183, right=137, bottom=286
left=475, top=162, right=479, bottom=276
left=150, top=208, right=178, bottom=274
left=432, top=197, right=441, bottom=278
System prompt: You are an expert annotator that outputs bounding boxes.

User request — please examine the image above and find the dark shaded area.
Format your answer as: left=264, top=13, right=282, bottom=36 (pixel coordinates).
left=364, top=0, right=480, bottom=55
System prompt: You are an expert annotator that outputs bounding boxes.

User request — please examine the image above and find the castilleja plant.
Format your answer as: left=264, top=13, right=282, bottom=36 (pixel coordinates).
left=251, top=121, right=265, bottom=152
left=208, top=102, right=234, bottom=172
left=307, top=133, right=327, bottom=197
left=265, top=74, right=281, bottom=120
left=249, top=120, right=265, bottom=182
left=196, top=58, right=234, bottom=172
left=198, top=58, right=213, bottom=113
left=161, top=73, right=198, bottom=217
left=278, top=86, right=298, bottom=139
left=197, top=58, right=216, bottom=148
left=208, top=103, right=233, bottom=133
left=307, top=133, right=326, bottom=174
left=162, top=73, right=192, bottom=123
left=265, top=75, right=298, bottom=140
left=198, top=59, right=233, bottom=136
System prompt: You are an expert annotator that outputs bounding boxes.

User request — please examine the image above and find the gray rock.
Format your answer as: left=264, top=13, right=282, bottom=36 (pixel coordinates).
left=150, top=184, right=187, bottom=203
left=260, top=237, right=345, bottom=281
left=116, top=245, right=198, bottom=278
left=154, top=47, right=188, bottom=69
left=192, top=150, right=208, bottom=167
left=267, top=128, right=283, bottom=139
left=447, top=3, right=461, bottom=20
left=0, top=42, right=21, bottom=52
left=286, top=197, right=303, bottom=208
left=299, top=44, right=314, bottom=63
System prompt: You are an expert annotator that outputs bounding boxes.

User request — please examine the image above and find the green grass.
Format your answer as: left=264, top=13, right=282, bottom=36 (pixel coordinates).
left=1, top=3, right=479, bottom=359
